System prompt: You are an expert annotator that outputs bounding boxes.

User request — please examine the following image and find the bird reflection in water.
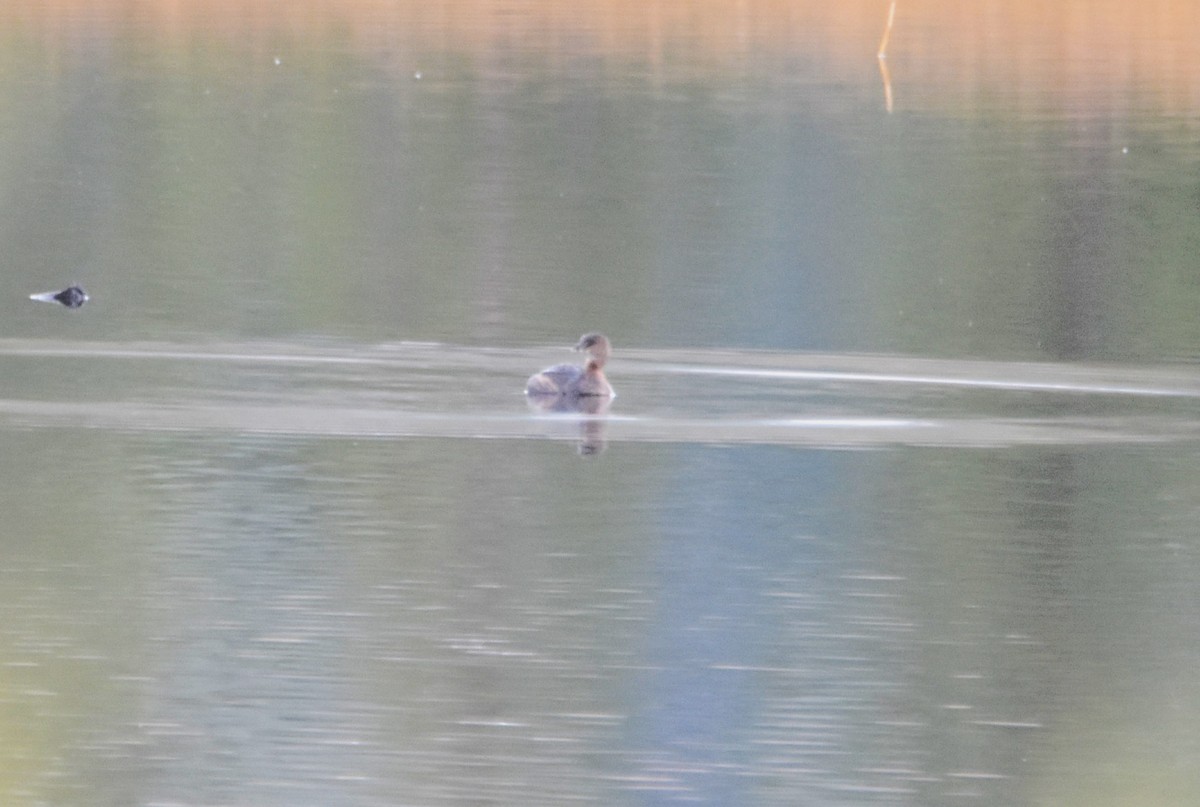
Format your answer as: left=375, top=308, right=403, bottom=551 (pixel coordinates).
left=525, top=392, right=611, bottom=455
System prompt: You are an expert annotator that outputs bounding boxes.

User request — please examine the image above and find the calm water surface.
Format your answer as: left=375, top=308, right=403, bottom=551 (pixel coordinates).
left=1, top=2, right=1200, bottom=805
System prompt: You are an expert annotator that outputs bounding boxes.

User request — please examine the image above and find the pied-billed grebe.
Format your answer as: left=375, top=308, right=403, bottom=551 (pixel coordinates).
left=30, top=285, right=88, bottom=309
left=525, top=333, right=615, bottom=398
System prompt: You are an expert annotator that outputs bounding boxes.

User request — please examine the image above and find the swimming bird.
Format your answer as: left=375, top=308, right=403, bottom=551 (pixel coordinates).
left=30, top=285, right=88, bottom=309
left=525, top=333, right=615, bottom=398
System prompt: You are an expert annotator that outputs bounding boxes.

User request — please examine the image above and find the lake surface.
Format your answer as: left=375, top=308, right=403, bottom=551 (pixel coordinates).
left=2, top=2, right=1200, bottom=805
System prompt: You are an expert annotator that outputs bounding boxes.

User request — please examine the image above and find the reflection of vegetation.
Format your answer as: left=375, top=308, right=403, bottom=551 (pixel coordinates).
left=870, top=445, right=1200, bottom=800
left=867, top=116, right=1200, bottom=360
left=1, top=3, right=1198, bottom=360
left=0, top=667, right=53, bottom=802
left=0, top=11, right=1195, bottom=801
left=5, top=2, right=1200, bottom=118
left=1037, top=702, right=1200, bottom=806
left=0, top=432, right=152, bottom=803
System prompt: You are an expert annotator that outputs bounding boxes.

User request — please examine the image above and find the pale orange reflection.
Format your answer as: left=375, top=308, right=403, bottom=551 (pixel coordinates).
left=2, top=0, right=1198, bottom=115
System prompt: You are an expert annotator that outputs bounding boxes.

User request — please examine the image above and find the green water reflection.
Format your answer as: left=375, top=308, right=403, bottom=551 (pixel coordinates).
left=2, top=432, right=1199, bottom=804
left=2, top=11, right=1199, bottom=360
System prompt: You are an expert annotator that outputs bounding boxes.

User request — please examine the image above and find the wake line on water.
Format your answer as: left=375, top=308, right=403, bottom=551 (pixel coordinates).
left=0, top=398, right=1194, bottom=447
left=0, top=339, right=1196, bottom=399
left=658, top=364, right=1200, bottom=399
left=0, top=341, right=406, bottom=366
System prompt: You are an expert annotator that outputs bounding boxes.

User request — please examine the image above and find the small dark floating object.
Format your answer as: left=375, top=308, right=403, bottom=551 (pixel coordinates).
left=30, top=285, right=88, bottom=308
